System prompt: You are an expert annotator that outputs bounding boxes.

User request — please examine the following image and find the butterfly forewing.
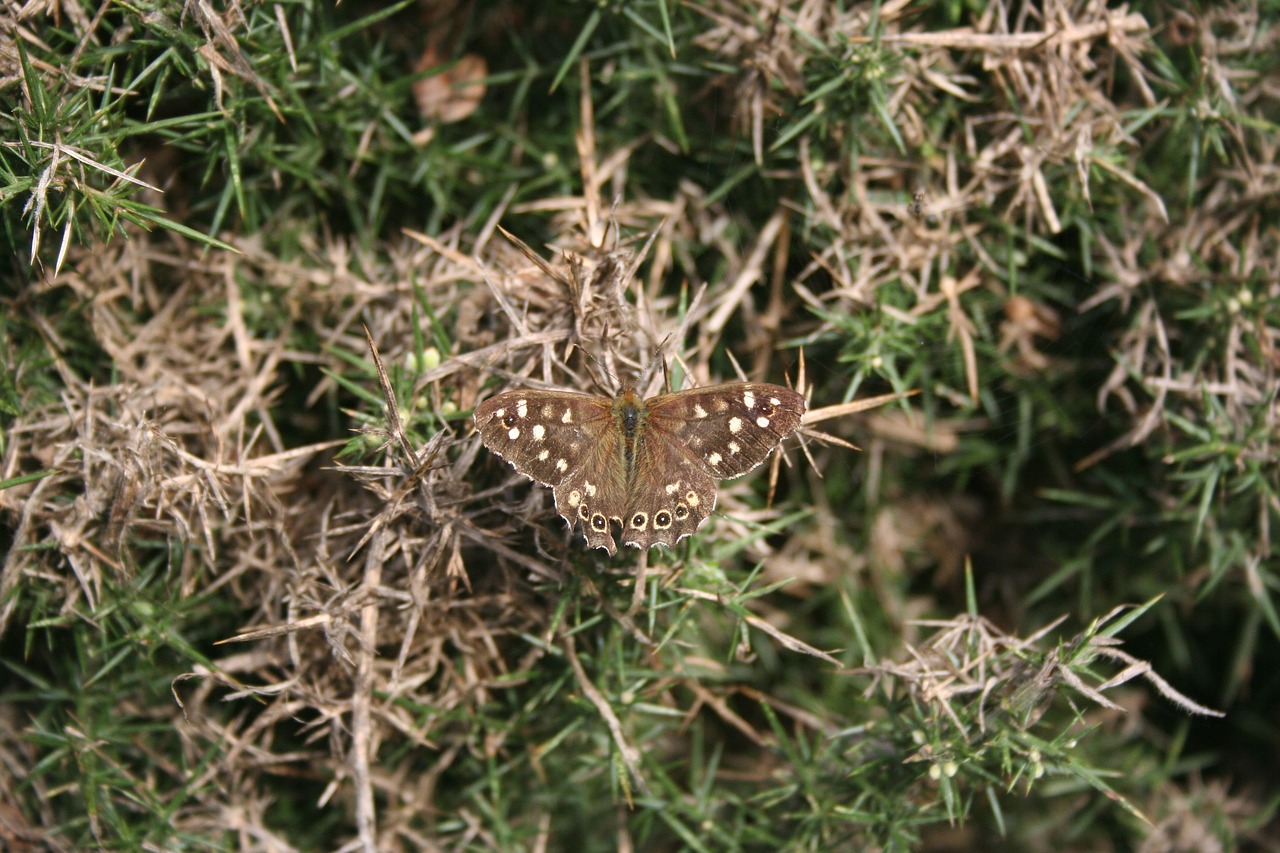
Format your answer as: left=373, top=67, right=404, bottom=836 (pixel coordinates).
left=645, top=383, right=807, bottom=480
left=473, top=390, right=613, bottom=486
left=474, top=380, right=806, bottom=556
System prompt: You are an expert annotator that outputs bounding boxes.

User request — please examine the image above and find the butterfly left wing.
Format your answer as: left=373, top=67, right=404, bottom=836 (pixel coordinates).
left=475, top=388, right=633, bottom=554
left=645, top=382, right=806, bottom=480
left=473, top=389, right=613, bottom=487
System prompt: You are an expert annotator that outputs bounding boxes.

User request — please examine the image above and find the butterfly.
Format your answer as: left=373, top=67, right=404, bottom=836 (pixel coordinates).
left=473, top=382, right=806, bottom=555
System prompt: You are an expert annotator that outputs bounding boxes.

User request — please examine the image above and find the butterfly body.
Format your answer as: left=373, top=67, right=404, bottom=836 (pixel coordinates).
left=615, top=388, right=645, bottom=466
left=474, top=382, right=806, bottom=555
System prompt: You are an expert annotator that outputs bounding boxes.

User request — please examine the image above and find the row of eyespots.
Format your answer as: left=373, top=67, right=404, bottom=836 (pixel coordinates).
left=565, top=479, right=703, bottom=531
left=572, top=500, right=698, bottom=535
left=625, top=490, right=700, bottom=532
left=626, top=509, right=673, bottom=531
left=576, top=504, right=678, bottom=533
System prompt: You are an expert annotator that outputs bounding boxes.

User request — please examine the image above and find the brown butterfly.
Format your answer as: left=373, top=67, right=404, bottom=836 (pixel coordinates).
left=474, top=382, right=806, bottom=555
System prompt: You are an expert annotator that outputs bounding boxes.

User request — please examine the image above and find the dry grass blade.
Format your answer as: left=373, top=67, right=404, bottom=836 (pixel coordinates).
left=677, top=587, right=842, bottom=666
left=362, top=324, right=417, bottom=462
left=563, top=633, right=650, bottom=804
left=802, top=390, right=920, bottom=427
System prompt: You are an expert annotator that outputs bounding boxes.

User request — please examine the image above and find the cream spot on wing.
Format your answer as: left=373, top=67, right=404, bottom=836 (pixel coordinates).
left=493, top=408, right=506, bottom=419
left=555, top=459, right=568, bottom=472
left=685, top=490, right=700, bottom=507
left=769, top=397, right=781, bottom=406
left=538, top=449, right=550, bottom=461
left=707, top=452, right=722, bottom=466
left=583, top=481, right=597, bottom=497
left=729, top=416, right=743, bottom=434
left=728, top=440, right=740, bottom=455
left=561, top=409, right=573, bottom=424
left=541, top=404, right=554, bottom=417
left=532, top=424, right=546, bottom=440
left=713, top=398, right=729, bottom=412
left=516, top=399, right=528, bottom=418
left=694, top=404, right=708, bottom=418
left=567, top=489, right=582, bottom=507
left=757, top=416, right=770, bottom=428
left=743, top=390, right=756, bottom=409
left=508, top=427, right=520, bottom=440
left=665, top=483, right=679, bottom=495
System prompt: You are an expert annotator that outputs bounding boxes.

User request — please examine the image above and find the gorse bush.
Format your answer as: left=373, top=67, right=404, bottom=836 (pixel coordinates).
left=1, top=1, right=1275, bottom=849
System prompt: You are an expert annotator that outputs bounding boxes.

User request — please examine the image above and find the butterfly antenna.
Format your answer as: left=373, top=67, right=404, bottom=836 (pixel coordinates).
left=621, top=222, right=663, bottom=285
left=724, top=349, right=748, bottom=382
left=579, top=343, right=620, bottom=394
left=604, top=194, right=622, bottom=249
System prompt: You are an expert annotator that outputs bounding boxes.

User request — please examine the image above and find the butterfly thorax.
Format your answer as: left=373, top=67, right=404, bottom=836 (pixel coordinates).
left=613, top=387, right=647, bottom=467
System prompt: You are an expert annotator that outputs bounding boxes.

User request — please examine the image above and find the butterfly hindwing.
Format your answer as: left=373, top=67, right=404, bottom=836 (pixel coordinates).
left=553, top=460, right=631, bottom=555
left=620, top=433, right=717, bottom=551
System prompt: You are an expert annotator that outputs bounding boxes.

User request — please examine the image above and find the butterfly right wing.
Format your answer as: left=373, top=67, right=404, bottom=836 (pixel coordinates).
left=646, top=382, right=806, bottom=480
left=617, top=381, right=804, bottom=551
left=618, top=432, right=717, bottom=551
